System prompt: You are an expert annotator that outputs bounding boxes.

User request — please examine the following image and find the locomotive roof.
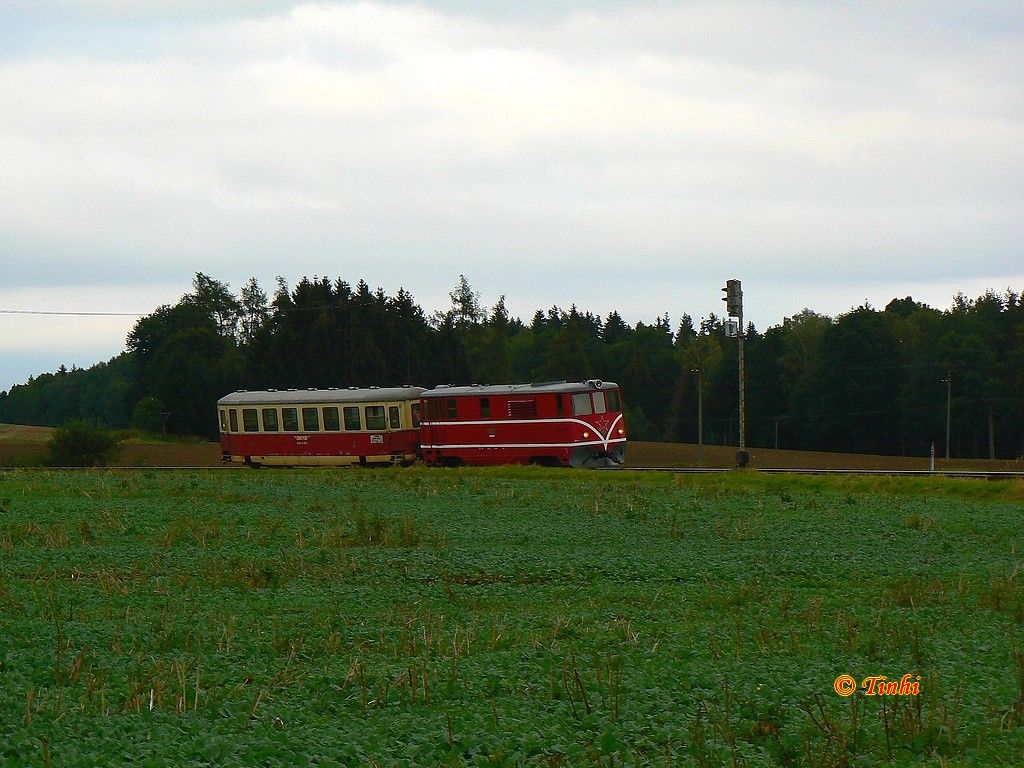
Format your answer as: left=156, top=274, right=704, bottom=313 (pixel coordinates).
left=421, top=380, right=618, bottom=398
left=218, top=386, right=426, bottom=406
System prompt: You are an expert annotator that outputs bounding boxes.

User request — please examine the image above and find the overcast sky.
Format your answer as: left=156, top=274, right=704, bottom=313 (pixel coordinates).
left=1, top=1, right=1021, bottom=392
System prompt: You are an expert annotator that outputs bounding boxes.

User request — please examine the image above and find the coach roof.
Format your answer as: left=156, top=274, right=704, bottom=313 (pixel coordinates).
left=218, top=386, right=425, bottom=406
left=421, top=380, right=618, bottom=398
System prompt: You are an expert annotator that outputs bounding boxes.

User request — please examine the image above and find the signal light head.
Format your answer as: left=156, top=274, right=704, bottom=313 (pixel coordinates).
left=722, top=279, right=742, bottom=316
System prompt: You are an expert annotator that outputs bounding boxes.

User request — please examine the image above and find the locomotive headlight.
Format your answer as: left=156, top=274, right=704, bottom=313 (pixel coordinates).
left=617, top=428, right=624, bottom=435
left=582, top=431, right=590, bottom=438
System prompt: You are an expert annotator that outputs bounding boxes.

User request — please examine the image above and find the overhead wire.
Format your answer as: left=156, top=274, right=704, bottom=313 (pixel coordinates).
left=0, top=309, right=148, bottom=317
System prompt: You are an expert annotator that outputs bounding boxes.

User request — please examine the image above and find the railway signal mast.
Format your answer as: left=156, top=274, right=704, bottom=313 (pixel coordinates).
left=722, top=279, right=747, bottom=464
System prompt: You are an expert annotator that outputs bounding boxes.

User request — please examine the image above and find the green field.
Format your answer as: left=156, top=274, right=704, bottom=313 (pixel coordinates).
left=0, top=469, right=1022, bottom=766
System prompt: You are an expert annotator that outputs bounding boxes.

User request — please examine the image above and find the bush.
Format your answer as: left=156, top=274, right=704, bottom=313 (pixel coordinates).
left=131, top=395, right=166, bottom=433
left=47, top=420, right=122, bottom=467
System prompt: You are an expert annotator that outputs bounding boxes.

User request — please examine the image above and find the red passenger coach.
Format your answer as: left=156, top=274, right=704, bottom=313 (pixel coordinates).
left=218, top=386, right=425, bottom=466
left=419, top=380, right=626, bottom=467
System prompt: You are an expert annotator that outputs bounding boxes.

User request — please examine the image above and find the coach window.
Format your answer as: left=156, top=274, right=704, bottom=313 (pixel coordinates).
left=479, top=398, right=490, bottom=419
left=388, top=406, right=401, bottom=430
left=302, top=407, right=320, bottom=432
left=229, top=409, right=239, bottom=432
left=282, top=407, right=299, bottom=432
left=219, top=410, right=228, bottom=432
left=592, top=391, right=607, bottom=414
left=606, top=388, right=620, bottom=412
left=365, top=405, right=386, bottom=431
left=343, top=406, right=361, bottom=431
left=446, top=399, right=458, bottom=419
left=242, top=408, right=260, bottom=432
left=572, top=393, right=592, bottom=416
left=323, top=406, right=341, bottom=431
left=411, top=403, right=422, bottom=427
left=262, top=408, right=279, bottom=432
left=427, top=399, right=441, bottom=421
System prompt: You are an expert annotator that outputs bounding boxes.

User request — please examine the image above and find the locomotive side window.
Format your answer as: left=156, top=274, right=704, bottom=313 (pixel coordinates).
left=262, top=408, right=279, bottom=432
left=428, top=399, right=442, bottom=421
left=343, top=406, right=361, bottom=431
left=282, top=407, right=299, bottom=432
left=411, top=403, right=421, bottom=427
left=479, top=398, right=490, bottom=419
left=571, top=393, right=592, bottom=416
left=229, top=409, right=239, bottom=432
left=388, top=406, right=401, bottom=429
left=446, top=399, right=458, bottom=419
left=365, top=405, right=386, bottom=431
left=555, top=396, right=564, bottom=417
left=242, top=408, right=260, bottom=432
left=592, top=391, right=607, bottom=414
left=302, top=407, right=320, bottom=432
left=606, top=388, right=620, bottom=411
left=323, top=406, right=341, bottom=431
left=219, top=409, right=228, bottom=432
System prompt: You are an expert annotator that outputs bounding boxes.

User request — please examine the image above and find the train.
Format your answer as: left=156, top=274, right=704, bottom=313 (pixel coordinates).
left=217, top=379, right=626, bottom=468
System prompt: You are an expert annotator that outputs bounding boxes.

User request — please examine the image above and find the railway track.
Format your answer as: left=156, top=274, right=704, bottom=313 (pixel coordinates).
left=607, top=466, right=1024, bottom=479
left=0, top=465, right=238, bottom=471
left=1, top=465, right=1022, bottom=479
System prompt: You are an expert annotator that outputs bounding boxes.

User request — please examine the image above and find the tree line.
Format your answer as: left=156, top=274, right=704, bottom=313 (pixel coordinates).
left=1, top=273, right=1021, bottom=459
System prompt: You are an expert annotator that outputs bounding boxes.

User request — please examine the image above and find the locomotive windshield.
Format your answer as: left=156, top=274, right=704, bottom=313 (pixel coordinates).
left=571, top=388, right=621, bottom=416
left=607, top=388, right=621, bottom=411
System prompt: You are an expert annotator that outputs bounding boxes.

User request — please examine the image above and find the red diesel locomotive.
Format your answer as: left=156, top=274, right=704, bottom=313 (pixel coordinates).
left=217, top=386, right=424, bottom=466
left=218, top=379, right=626, bottom=468
left=420, top=380, right=626, bottom=467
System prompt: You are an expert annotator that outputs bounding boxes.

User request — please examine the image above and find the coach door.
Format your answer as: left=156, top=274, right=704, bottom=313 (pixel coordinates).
left=422, top=397, right=438, bottom=450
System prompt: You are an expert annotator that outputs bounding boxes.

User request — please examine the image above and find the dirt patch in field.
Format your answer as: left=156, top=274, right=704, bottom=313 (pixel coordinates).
left=0, top=424, right=52, bottom=466
left=3, top=422, right=1021, bottom=471
left=117, top=442, right=223, bottom=467
left=626, top=441, right=1024, bottom=472
left=0, top=423, right=222, bottom=467
left=0, top=424, right=54, bottom=443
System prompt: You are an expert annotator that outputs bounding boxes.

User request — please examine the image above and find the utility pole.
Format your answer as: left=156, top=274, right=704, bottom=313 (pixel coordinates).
left=943, top=367, right=952, bottom=460
left=722, top=279, right=746, bottom=465
left=988, top=402, right=995, bottom=460
left=738, top=304, right=745, bottom=452
left=691, top=368, right=704, bottom=467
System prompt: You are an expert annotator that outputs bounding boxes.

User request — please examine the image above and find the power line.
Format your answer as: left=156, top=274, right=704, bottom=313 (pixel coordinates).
left=0, top=309, right=147, bottom=317
left=0, top=301, right=387, bottom=318
left=839, top=361, right=949, bottom=370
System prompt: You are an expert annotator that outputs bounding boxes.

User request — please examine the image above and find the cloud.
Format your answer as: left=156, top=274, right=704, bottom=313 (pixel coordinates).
left=0, top=1, right=1020, bottom=373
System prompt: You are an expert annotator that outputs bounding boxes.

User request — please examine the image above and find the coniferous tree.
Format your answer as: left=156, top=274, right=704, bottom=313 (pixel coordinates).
left=2, top=274, right=1021, bottom=457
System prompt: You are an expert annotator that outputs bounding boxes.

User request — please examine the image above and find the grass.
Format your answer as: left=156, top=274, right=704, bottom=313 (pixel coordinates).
left=0, top=467, right=1022, bottom=766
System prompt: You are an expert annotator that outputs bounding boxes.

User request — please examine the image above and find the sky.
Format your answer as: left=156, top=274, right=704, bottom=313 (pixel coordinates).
left=1, top=1, right=1021, bottom=392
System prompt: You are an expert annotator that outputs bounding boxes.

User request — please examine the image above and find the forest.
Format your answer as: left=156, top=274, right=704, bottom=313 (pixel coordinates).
left=1, top=273, right=1021, bottom=459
